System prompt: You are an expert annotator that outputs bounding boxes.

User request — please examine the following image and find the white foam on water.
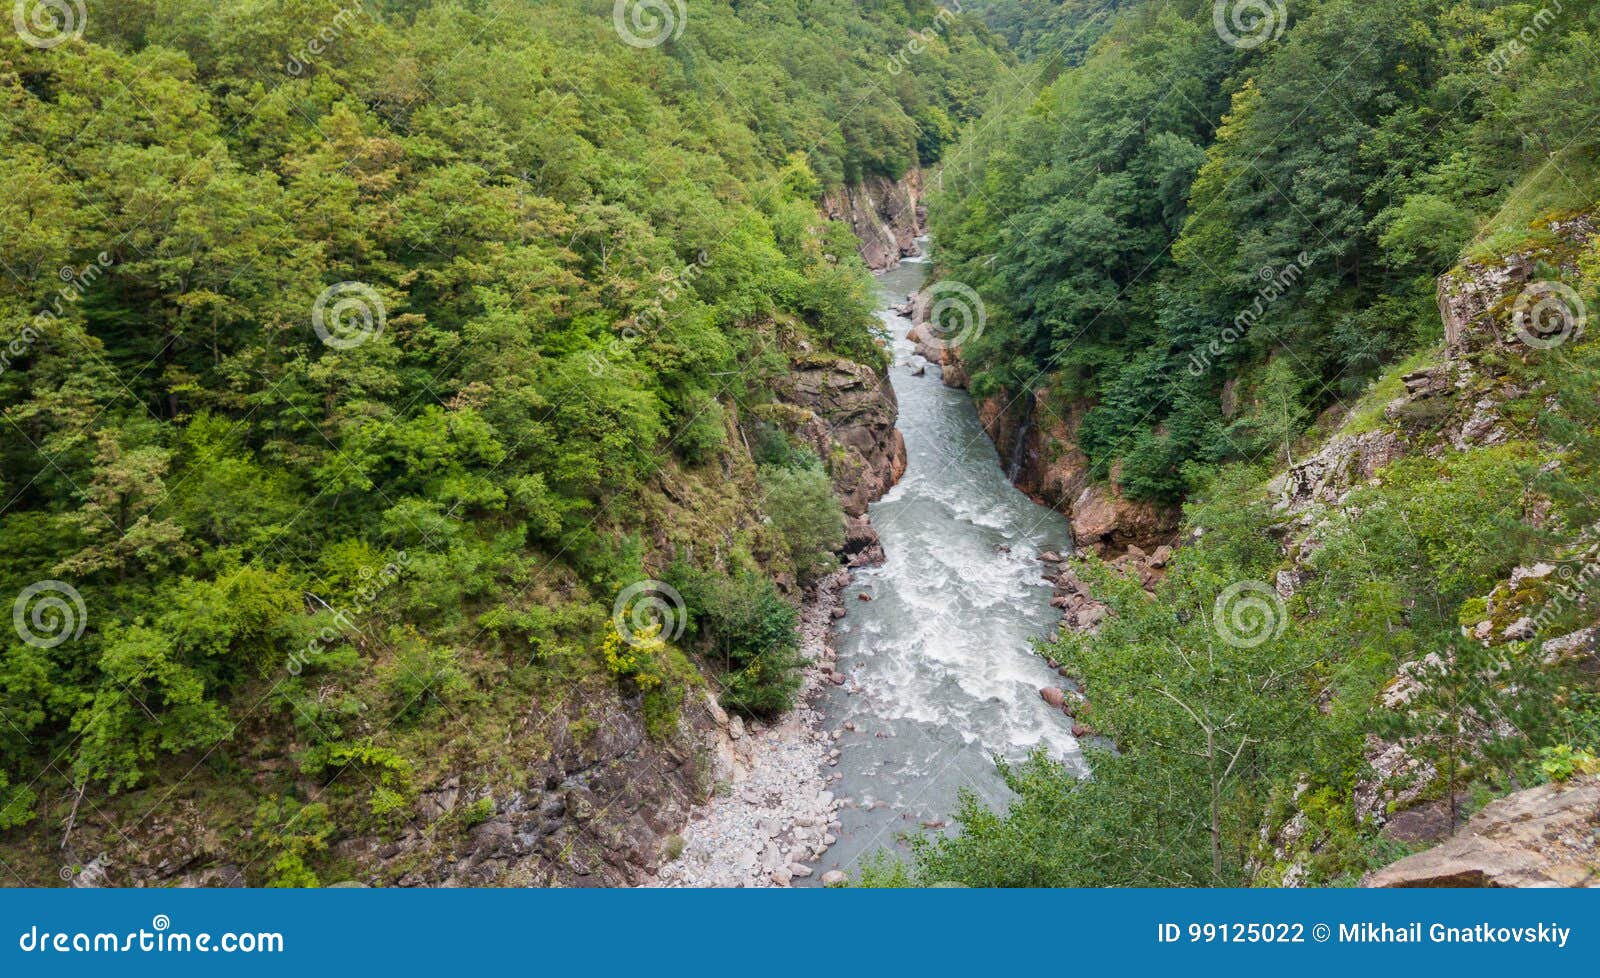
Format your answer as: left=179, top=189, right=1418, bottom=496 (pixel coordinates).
left=813, top=258, right=1084, bottom=875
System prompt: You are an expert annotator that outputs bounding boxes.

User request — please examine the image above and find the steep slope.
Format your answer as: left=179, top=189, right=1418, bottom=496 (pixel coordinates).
left=0, top=0, right=992, bottom=886
left=876, top=202, right=1600, bottom=887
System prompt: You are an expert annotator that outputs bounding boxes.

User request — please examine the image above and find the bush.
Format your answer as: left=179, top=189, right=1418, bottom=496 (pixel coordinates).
left=670, top=566, right=806, bottom=718
left=759, top=462, right=845, bottom=584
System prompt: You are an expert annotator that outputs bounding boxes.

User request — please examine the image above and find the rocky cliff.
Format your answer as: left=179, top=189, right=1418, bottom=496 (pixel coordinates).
left=1363, top=776, right=1600, bottom=887
left=1253, top=212, right=1600, bottom=887
left=975, top=391, right=1178, bottom=557
left=900, top=284, right=1178, bottom=561
left=823, top=172, right=927, bottom=271
left=768, top=354, right=908, bottom=518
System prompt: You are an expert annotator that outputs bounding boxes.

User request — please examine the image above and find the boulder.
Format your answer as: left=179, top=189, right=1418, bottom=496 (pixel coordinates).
left=1363, top=777, right=1600, bottom=887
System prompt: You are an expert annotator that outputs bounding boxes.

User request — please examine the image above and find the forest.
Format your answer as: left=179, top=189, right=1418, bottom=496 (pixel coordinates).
left=2, top=0, right=1598, bottom=890
left=884, top=0, right=1600, bottom=886
left=0, top=0, right=1003, bottom=883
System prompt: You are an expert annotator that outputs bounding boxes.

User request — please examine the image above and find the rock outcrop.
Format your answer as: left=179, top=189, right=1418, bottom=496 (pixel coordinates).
left=62, top=681, right=731, bottom=889
left=822, top=171, right=926, bottom=271
left=977, top=390, right=1178, bottom=557
left=1363, top=776, right=1600, bottom=887
left=770, top=355, right=908, bottom=517
left=903, top=289, right=972, bottom=389
left=1255, top=212, right=1600, bottom=885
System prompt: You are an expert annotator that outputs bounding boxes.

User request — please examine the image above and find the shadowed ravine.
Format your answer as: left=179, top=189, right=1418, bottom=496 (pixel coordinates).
left=808, top=256, right=1086, bottom=879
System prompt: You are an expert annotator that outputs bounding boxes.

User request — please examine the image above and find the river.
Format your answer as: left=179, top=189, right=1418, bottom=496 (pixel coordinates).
left=809, top=254, right=1086, bottom=879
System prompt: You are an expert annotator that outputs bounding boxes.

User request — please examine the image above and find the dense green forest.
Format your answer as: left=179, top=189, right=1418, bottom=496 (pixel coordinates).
left=936, top=0, right=1599, bottom=502
left=878, top=0, right=1600, bottom=886
left=0, top=0, right=1005, bottom=879
left=4, top=0, right=1598, bottom=891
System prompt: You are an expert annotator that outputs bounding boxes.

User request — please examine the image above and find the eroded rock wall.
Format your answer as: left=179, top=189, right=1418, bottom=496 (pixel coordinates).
left=823, top=171, right=927, bottom=271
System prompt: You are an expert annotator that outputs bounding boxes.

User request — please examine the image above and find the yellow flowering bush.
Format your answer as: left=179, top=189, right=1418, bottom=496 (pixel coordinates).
left=602, top=621, right=664, bottom=691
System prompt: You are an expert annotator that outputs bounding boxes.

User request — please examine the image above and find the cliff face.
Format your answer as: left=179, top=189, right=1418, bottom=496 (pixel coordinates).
left=823, top=171, right=927, bottom=271
left=769, top=354, right=908, bottom=518
left=898, top=277, right=1179, bottom=559
left=975, top=389, right=1178, bottom=557
left=1254, top=213, right=1600, bottom=887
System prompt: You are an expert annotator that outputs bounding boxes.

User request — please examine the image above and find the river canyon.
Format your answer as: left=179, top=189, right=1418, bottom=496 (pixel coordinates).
left=809, top=256, right=1086, bottom=878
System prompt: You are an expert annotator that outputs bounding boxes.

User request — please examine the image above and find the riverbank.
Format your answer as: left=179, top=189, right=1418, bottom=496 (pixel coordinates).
left=649, top=568, right=852, bottom=888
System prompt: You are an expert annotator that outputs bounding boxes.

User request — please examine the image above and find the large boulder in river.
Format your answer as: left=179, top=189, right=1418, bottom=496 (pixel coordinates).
left=840, top=516, right=885, bottom=568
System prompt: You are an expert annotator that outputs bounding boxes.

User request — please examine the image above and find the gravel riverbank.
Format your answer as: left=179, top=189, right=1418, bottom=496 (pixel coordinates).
left=649, top=568, right=854, bottom=888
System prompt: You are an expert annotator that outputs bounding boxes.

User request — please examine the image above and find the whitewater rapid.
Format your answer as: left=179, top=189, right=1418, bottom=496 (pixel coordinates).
left=810, top=257, right=1085, bottom=877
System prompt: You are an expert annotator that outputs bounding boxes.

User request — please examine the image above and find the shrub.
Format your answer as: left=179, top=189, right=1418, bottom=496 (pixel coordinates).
left=759, top=462, right=845, bottom=584
left=670, top=566, right=806, bottom=718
